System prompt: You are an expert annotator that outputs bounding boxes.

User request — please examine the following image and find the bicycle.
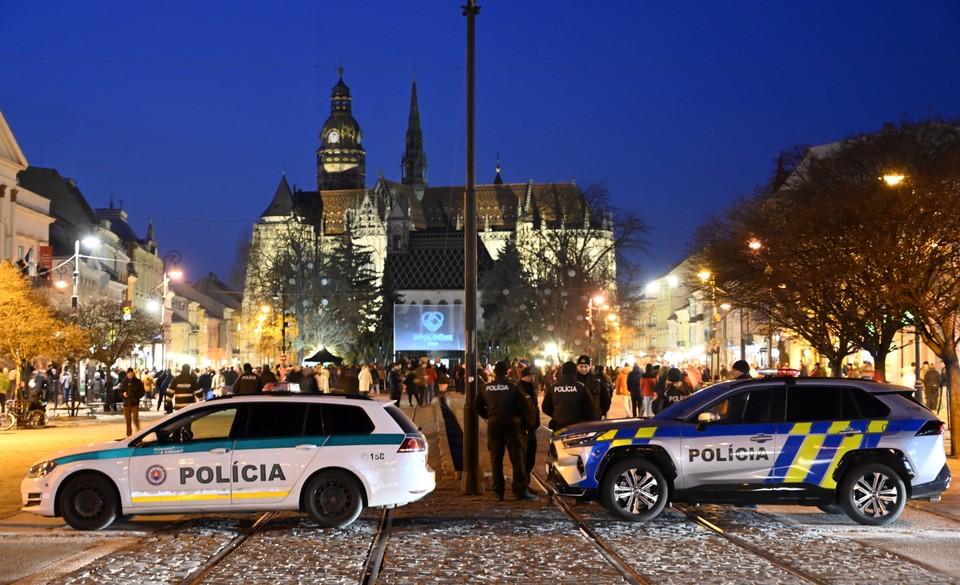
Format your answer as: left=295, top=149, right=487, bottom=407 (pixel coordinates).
left=0, top=400, right=48, bottom=431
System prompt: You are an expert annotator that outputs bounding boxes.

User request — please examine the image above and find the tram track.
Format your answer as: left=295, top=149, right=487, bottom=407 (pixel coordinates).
left=175, top=402, right=418, bottom=585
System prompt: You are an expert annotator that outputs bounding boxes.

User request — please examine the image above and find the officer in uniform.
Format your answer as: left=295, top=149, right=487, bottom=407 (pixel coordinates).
left=167, top=364, right=202, bottom=411
left=575, top=355, right=610, bottom=418
left=542, top=361, right=597, bottom=430
left=233, top=363, right=263, bottom=395
left=729, top=360, right=752, bottom=380
left=474, top=361, right=539, bottom=502
left=518, top=366, right=541, bottom=477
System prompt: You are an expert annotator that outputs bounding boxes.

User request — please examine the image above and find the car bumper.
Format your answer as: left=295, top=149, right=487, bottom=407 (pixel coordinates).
left=21, top=476, right=57, bottom=517
left=911, top=462, right=951, bottom=500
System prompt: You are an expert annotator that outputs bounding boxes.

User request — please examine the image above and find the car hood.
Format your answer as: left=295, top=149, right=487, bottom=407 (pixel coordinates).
left=33, top=438, right=130, bottom=466
left=554, top=417, right=684, bottom=437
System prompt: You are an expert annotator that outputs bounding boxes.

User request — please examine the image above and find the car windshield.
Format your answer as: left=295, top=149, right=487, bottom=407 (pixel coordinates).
left=653, top=381, right=737, bottom=420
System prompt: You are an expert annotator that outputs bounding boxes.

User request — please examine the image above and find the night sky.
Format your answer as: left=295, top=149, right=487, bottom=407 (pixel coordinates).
left=3, top=1, right=958, bottom=288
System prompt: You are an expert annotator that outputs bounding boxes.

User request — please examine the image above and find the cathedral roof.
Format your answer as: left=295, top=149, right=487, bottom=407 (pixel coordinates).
left=385, top=230, right=494, bottom=290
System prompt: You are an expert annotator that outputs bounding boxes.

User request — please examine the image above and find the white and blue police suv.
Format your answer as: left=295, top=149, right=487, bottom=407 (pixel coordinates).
left=547, top=377, right=950, bottom=526
left=22, top=393, right=435, bottom=530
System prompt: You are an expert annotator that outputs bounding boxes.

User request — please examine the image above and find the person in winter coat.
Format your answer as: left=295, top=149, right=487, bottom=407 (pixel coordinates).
left=661, top=367, right=693, bottom=410
left=319, top=366, right=331, bottom=393
left=119, top=368, right=146, bottom=437
left=542, top=361, right=597, bottom=430
left=729, top=360, right=752, bottom=380
left=615, top=363, right=631, bottom=417
left=626, top=364, right=643, bottom=417
left=518, top=366, right=541, bottom=477
left=233, top=363, right=263, bottom=395
left=358, top=365, right=373, bottom=395
left=167, top=364, right=202, bottom=411
left=640, top=364, right=657, bottom=417
left=474, top=361, right=538, bottom=502
left=387, top=363, right=404, bottom=406
left=575, top=355, right=610, bottom=418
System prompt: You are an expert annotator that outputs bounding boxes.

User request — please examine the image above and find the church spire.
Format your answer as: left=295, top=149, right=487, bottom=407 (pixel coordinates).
left=493, top=152, right=503, bottom=184
left=401, top=74, right=427, bottom=195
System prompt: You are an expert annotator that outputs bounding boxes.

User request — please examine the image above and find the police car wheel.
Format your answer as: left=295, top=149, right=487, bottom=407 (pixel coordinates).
left=839, top=463, right=906, bottom=526
left=58, top=474, right=118, bottom=531
left=304, top=471, right=364, bottom=528
left=600, top=457, right=668, bottom=522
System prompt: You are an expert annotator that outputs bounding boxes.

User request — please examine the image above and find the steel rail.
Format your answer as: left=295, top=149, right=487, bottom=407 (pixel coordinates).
left=671, top=504, right=829, bottom=585
left=530, top=471, right=651, bottom=585
left=178, top=511, right=277, bottom=585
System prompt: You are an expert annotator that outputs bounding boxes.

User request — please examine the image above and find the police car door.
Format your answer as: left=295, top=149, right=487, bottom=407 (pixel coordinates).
left=680, top=385, right=778, bottom=489
left=770, top=383, right=878, bottom=490
left=230, top=400, right=319, bottom=505
left=128, top=404, right=240, bottom=510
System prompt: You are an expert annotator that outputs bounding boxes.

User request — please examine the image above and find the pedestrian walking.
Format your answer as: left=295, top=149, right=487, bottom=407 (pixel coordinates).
left=387, top=363, right=404, bottom=406
left=474, top=361, right=539, bottom=502
left=119, top=368, right=146, bottom=436
left=359, top=364, right=373, bottom=396
left=640, top=364, right=656, bottom=417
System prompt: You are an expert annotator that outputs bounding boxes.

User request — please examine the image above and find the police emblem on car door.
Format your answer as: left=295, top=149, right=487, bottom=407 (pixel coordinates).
left=680, top=387, right=778, bottom=489
left=128, top=405, right=240, bottom=509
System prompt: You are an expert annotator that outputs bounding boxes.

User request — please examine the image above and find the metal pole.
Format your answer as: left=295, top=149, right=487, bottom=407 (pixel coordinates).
left=461, top=0, right=483, bottom=495
left=71, top=239, right=80, bottom=314
left=915, top=327, right=923, bottom=403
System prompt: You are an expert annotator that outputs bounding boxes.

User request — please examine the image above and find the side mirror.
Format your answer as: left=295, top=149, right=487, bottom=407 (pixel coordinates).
left=698, top=411, right=720, bottom=424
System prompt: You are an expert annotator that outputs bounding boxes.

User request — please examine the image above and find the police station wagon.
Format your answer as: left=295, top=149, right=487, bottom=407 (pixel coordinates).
left=22, top=393, right=435, bottom=530
left=547, top=378, right=950, bottom=526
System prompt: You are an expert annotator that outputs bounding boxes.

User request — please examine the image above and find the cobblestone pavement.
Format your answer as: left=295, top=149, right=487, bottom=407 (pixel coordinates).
left=4, top=393, right=960, bottom=584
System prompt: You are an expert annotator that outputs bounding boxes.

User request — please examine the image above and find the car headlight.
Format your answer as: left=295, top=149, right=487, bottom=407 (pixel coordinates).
left=561, top=431, right=600, bottom=449
left=28, top=461, right=57, bottom=479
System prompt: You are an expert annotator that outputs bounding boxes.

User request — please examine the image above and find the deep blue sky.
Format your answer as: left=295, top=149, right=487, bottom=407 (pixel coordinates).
left=3, top=1, right=959, bottom=287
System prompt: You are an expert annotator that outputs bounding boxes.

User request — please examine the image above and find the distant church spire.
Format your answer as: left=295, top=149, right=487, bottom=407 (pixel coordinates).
left=493, top=152, right=503, bottom=184
left=401, top=73, right=428, bottom=196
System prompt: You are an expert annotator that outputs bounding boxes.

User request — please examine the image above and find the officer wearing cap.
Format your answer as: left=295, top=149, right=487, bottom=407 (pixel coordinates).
left=543, top=361, right=598, bottom=431
left=474, top=361, right=539, bottom=502
left=575, top=355, right=611, bottom=418
left=729, top=360, right=753, bottom=380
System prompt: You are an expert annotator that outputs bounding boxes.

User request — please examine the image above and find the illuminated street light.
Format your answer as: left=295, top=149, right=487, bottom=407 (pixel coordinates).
left=882, top=174, right=905, bottom=186
left=747, top=239, right=763, bottom=251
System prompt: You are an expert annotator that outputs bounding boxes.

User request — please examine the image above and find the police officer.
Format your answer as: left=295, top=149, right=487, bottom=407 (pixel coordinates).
left=575, top=355, right=610, bottom=418
left=167, top=364, right=202, bottom=411
left=474, top=361, right=539, bottom=502
left=233, top=363, right=263, bottom=395
left=518, top=366, right=541, bottom=477
left=729, top=360, right=752, bottom=380
left=542, top=361, right=597, bottom=430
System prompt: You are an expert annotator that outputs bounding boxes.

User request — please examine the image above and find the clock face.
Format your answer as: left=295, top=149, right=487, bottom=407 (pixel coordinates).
left=328, top=130, right=340, bottom=144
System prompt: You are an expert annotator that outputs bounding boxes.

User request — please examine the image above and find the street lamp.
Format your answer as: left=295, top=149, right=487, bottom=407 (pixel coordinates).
left=70, top=236, right=101, bottom=315
left=882, top=174, right=923, bottom=401
left=587, top=294, right=606, bottom=359
left=157, top=251, right=183, bottom=371
left=698, top=270, right=720, bottom=379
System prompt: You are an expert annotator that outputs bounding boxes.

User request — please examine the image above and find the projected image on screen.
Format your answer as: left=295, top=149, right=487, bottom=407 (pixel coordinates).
left=394, top=304, right=465, bottom=351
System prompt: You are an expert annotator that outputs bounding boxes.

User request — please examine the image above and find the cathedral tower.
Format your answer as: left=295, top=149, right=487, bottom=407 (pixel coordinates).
left=317, top=67, right=366, bottom=191
left=400, top=77, right=427, bottom=197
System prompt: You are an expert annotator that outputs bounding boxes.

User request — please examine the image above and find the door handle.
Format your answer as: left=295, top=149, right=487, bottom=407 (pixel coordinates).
left=295, top=444, right=319, bottom=450
left=750, top=433, right=774, bottom=443
left=209, top=448, right=232, bottom=454
left=838, top=428, right=862, bottom=436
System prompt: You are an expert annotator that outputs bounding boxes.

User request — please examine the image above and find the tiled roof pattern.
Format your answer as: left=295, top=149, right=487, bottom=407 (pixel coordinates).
left=385, top=231, right=494, bottom=290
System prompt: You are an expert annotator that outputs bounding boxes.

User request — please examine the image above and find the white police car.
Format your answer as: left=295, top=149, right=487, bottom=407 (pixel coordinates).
left=22, top=393, right=435, bottom=530
left=547, top=378, right=950, bottom=526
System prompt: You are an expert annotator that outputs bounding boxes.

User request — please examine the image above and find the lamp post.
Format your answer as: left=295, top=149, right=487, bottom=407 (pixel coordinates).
left=882, top=174, right=923, bottom=401
left=587, top=294, right=606, bottom=359
left=697, top=270, right=719, bottom=379
left=159, top=251, right=182, bottom=371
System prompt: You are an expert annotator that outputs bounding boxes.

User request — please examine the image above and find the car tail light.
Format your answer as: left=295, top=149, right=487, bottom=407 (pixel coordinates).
left=916, top=420, right=945, bottom=436
left=398, top=437, right=427, bottom=452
